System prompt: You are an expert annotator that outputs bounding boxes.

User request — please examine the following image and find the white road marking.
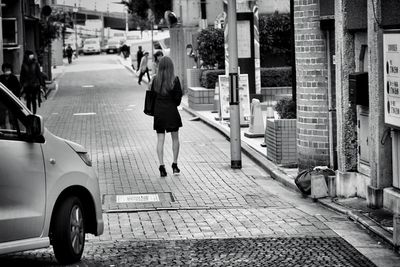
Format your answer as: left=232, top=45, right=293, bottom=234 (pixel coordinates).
left=73, top=112, right=96, bottom=116
left=82, top=85, right=94, bottom=88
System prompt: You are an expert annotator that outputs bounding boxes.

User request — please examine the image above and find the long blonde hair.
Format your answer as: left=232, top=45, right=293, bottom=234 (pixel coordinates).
left=153, top=56, right=175, bottom=95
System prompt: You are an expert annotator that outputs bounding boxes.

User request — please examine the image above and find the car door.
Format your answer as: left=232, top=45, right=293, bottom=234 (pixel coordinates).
left=0, top=91, right=46, bottom=242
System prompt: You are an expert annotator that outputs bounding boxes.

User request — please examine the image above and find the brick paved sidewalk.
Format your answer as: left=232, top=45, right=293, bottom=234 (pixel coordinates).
left=15, top=56, right=396, bottom=266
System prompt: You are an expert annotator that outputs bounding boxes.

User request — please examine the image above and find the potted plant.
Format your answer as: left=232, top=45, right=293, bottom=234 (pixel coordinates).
left=187, top=28, right=224, bottom=110
left=265, top=98, right=297, bottom=166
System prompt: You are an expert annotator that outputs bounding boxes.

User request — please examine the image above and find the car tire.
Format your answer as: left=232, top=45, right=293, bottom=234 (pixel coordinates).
left=52, top=196, right=86, bottom=264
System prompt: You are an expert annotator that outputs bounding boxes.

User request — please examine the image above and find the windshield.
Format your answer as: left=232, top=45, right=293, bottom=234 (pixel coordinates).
left=127, top=35, right=139, bottom=40
left=85, top=40, right=98, bottom=45
left=108, top=40, right=119, bottom=45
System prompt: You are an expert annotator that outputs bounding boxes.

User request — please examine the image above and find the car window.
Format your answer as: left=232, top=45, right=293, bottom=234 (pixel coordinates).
left=153, top=41, right=162, bottom=50
left=0, top=100, right=27, bottom=140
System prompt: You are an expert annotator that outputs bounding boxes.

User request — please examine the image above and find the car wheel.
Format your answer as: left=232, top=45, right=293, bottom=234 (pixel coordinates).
left=52, top=196, right=85, bottom=264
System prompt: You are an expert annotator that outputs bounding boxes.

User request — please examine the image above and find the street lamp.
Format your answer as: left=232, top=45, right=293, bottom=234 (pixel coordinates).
left=73, top=4, right=79, bottom=57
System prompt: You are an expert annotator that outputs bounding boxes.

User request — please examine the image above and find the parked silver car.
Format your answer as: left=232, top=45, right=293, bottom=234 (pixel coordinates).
left=0, top=83, right=103, bottom=264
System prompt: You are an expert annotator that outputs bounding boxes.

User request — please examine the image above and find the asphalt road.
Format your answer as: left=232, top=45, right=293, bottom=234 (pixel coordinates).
left=0, top=54, right=399, bottom=267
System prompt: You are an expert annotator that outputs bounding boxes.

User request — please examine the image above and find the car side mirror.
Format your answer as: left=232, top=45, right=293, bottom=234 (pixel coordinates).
left=27, top=114, right=44, bottom=138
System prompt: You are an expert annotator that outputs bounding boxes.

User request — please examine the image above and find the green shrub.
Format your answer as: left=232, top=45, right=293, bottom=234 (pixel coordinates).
left=274, top=97, right=296, bottom=119
left=200, top=69, right=226, bottom=89
left=261, top=67, right=292, bottom=87
left=259, top=12, right=292, bottom=67
left=197, top=28, right=225, bottom=69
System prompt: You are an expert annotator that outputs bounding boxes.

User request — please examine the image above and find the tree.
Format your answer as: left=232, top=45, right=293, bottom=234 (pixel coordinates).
left=121, top=0, right=172, bottom=24
left=197, top=28, right=225, bottom=69
left=259, top=12, right=291, bottom=66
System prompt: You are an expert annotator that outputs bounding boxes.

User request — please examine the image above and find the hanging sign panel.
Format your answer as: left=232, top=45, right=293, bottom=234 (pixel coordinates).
left=384, top=31, right=400, bottom=129
left=218, top=74, right=251, bottom=120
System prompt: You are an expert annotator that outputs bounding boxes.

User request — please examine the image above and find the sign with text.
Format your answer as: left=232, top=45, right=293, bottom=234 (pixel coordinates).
left=237, top=20, right=251, bottom=58
left=384, top=32, right=400, bottom=128
left=218, top=74, right=251, bottom=120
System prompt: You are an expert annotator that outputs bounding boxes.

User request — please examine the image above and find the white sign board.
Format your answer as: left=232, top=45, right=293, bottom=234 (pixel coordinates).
left=237, top=20, right=251, bottom=58
left=384, top=32, right=400, bottom=128
left=218, top=74, right=251, bottom=120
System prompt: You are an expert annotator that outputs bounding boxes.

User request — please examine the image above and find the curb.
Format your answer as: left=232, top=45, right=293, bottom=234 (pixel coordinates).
left=181, top=104, right=299, bottom=193
left=181, top=104, right=395, bottom=249
left=118, top=57, right=136, bottom=74
left=318, top=198, right=394, bottom=248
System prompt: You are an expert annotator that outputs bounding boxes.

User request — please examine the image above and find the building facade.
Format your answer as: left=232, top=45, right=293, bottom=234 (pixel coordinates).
left=1, top=0, right=42, bottom=75
left=295, top=0, right=400, bottom=213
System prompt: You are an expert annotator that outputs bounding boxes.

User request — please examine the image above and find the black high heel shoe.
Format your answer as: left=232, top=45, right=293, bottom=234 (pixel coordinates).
left=172, top=163, right=180, bottom=174
left=159, top=165, right=167, bottom=177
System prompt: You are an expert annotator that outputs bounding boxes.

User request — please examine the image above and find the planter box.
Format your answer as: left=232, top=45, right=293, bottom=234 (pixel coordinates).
left=188, top=86, right=215, bottom=111
left=186, top=69, right=202, bottom=88
left=265, top=118, right=297, bottom=165
left=261, top=86, right=292, bottom=107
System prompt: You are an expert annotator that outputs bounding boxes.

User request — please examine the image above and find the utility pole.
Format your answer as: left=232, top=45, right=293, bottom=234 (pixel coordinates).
left=228, top=0, right=242, bottom=169
left=125, top=5, right=128, bottom=40
left=73, top=4, right=79, bottom=57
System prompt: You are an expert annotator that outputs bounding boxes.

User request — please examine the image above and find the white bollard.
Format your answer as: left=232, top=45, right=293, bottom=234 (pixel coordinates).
left=245, top=99, right=265, bottom=138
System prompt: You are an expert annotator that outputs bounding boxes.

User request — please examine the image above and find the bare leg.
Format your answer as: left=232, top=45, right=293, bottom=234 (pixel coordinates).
left=171, top=131, right=180, bottom=164
left=157, top=133, right=166, bottom=165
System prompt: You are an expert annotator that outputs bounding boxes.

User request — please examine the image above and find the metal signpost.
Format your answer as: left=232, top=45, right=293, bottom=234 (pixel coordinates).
left=228, top=0, right=242, bottom=169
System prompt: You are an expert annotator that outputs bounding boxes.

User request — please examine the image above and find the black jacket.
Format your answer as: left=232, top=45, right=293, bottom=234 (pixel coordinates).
left=20, top=61, right=43, bottom=90
left=153, top=77, right=183, bottom=131
left=0, top=74, right=21, bottom=97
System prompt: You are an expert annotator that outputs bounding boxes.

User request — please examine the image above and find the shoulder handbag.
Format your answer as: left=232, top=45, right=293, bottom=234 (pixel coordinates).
left=143, top=89, right=156, bottom=116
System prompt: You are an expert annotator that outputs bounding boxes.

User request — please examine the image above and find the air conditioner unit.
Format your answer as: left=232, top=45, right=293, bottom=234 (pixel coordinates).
left=2, top=18, right=18, bottom=46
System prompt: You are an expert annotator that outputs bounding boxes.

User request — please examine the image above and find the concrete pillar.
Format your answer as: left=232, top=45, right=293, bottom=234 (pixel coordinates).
left=367, top=0, right=392, bottom=208
left=294, top=0, right=330, bottom=169
left=170, top=26, right=198, bottom=93
left=335, top=0, right=357, bottom=172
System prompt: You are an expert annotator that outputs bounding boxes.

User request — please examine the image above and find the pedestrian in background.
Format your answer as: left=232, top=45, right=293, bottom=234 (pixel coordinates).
left=66, top=44, right=73, bottom=64
left=136, top=46, right=144, bottom=71
left=152, top=50, right=164, bottom=77
left=151, top=56, right=183, bottom=177
left=20, top=50, right=43, bottom=114
left=0, top=63, right=20, bottom=98
left=138, top=52, right=150, bottom=85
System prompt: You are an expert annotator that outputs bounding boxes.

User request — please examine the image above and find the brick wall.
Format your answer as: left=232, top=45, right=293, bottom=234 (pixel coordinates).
left=294, top=0, right=330, bottom=169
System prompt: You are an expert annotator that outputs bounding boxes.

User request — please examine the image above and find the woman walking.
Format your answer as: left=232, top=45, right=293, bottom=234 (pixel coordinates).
left=151, top=56, right=183, bottom=177
left=20, top=51, right=43, bottom=114
left=152, top=50, right=164, bottom=77
left=138, top=52, right=150, bottom=85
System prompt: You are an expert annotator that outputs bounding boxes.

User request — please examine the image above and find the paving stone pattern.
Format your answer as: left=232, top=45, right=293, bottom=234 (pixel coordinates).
left=0, top=57, right=377, bottom=266
left=39, top=64, right=288, bottom=212
left=0, top=237, right=376, bottom=267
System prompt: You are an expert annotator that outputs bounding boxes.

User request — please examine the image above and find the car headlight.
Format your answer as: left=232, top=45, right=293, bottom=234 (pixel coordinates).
left=77, top=152, right=92, bottom=167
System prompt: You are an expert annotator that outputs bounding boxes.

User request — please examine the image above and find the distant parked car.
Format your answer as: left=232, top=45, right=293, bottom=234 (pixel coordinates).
left=0, top=83, right=103, bottom=264
left=106, top=38, right=121, bottom=54
left=82, top=38, right=101, bottom=55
